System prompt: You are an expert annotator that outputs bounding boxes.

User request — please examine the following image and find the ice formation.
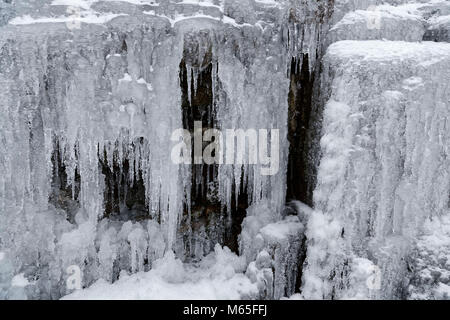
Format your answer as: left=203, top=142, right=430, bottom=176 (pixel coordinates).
left=0, top=0, right=449, bottom=300
left=301, top=40, right=450, bottom=299
left=300, top=0, right=450, bottom=300
left=0, top=0, right=332, bottom=299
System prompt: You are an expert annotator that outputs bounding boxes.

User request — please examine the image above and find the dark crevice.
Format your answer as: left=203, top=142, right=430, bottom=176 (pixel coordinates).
left=286, top=54, right=316, bottom=206
left=286, top=52, right=327, bottom=296
left=226, top=173, right=249, bottom=254
left=100, top=146, right=148, bottom=221
left=49, top=141, right=80, bottom=223
left=179, top=50, right=223, bottom=259
left=294, top=235, right=308, bottom=292
left=179, top=35, right=249, bottom=257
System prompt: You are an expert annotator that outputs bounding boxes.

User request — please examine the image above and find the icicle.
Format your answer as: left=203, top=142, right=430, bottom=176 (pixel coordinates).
left=193, top=67, right=199, bottom=98
left=187, top=65, right=192, bottom=106
left=0, top=0, right=337, bottom=299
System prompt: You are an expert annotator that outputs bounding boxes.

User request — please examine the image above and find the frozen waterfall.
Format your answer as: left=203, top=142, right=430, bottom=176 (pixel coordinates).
left=0, top=0, right=449, bottom=300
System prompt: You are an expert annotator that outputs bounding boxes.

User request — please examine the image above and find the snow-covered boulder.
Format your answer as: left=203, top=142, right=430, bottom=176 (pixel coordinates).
left=240, top=201, right=305, bottom=299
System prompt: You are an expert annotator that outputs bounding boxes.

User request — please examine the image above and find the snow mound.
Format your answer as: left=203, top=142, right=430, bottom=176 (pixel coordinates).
left=62, top=245, right=258, bottom=299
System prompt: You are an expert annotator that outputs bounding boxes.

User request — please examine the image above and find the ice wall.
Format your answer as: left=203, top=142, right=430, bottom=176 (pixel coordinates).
left=0, top=0, right=333, bottom=298
left=297, top=0, right=450, bottom=300
left=242, top=200, right=310, bottom=299
left=301, top=39, right=450, bottom=299
left=0, top=14, right=186, bottom=298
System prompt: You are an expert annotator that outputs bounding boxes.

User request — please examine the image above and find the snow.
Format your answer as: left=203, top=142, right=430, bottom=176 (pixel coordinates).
left=259, top=216, right=303, bottom=242
left=333, top=5, right=423, bottom=28
left=136, top=78, right=154, bottom=91
left=221, top=15, right=253, bottom=27
left=326, top=40, right=450, bottom=62
left=328, top=5, right=425, bottom=43
left=51, top=0, right=160, bottom=7
left=143, top=11, right=221, bottom=27
left=118, top=73, right=133, bottom=82
left=11, top=274, right=31, bottom=288
left=9, top=13, right=126, bottom=25
left=429, top=14, right=450, bottom=27
left=51, top=0, right=93, bottom=9
left=62, top=245, right=258, bottom=299
left=178, top=0, right=222, bottom=10
left=254, top=0, right=279, bottom=6
left=328, top=0, right=450, bottom=44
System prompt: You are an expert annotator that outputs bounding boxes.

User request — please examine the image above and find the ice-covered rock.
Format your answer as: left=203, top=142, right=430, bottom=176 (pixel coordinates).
left=0, top=0, right=333, bottom=298
left=331, top=0, right=417, bottom=25
left=301, top=40, right=450, bottom=299
left=330, top=0, right=450, bottom=44
left=240, top=201, right=305, bottom=299
left=425, top=14, right=450, bottom=41
left=328, top=4, right=425, bottom=44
